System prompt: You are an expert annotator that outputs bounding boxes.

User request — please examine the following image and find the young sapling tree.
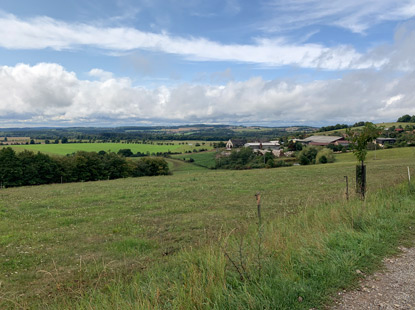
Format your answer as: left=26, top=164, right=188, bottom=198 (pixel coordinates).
left=346, top=122, right=382, bottom=199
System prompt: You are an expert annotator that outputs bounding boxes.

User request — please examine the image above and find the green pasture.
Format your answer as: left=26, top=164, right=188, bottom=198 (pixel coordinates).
left=171, top=151, right=217, bottom=169
left=0, top=147, right=414, bottom=308
left=164, top=158, right=208, bottom=172
left=3, top=141, right=213, bottom=156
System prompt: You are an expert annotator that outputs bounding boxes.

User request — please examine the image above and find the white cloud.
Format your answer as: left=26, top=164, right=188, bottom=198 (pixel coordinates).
left=1, top=62, right=415, bottom=127
left=88, top=68, right=114, bottom=81
left=261, top=0, right=415, bottom=34
left=0, top=12, right=372, bottom=70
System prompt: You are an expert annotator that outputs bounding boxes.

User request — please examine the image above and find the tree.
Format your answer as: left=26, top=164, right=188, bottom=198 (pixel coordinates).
left=352, top=121, right=365, bottom=127
left=61, top=137, right=68, bottom=144
left=130, top=158, right=170, bottom=177
left=346, top=122, right=382, bottom=198
left=397, top=114, right=412, bottom=122
left=346, top=122, right=381, bottom=166
left=287, top=140, right=302, bottom=151
left=297, top=146, right=319, bottom=165
left=0, top=147, right=23, bottom=187
left=117, top=149, right=133, bottom=157
left=316, top=148, right=335, bottom=164
left=102, top=152, right=129, bottom=179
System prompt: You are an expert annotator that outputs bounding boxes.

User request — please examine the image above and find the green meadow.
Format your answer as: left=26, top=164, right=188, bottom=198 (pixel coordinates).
left=3, top=141, right=213, bottom=156
left=0, top=147, right=414, bottom=309
left=171, top=151, right=217, bottom=169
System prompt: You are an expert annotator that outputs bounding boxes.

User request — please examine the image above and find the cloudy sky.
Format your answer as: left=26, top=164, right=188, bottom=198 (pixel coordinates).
left=1, top=0, right=415, bottom=127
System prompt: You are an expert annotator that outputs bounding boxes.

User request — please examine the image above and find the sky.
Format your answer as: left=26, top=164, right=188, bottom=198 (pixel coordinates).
left=1, top=0, right=415, bottom=127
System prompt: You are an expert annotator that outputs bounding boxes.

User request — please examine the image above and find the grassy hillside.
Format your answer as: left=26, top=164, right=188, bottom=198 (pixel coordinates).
left=0, top=147, right=414, bottom=308
left=171, top=151, right=217, bottom=169
left=315, top=122, right=415, bottom=136
left=165, top=158, right=209, bottom=172
left=1, top=142, right=213, bottom=156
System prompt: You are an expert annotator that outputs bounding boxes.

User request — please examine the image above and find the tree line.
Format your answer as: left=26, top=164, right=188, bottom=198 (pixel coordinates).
left=215, top=147, right=291, bottom=170
left=397, top=114, right=415, bottom=123
left=0, top=148, right=169, bottom=188
left=318, top=122, right=374, bottom=133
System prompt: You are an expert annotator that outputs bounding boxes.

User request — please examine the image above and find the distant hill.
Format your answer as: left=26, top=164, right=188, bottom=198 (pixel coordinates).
left=0, top=124, right=317, bottom=141
left=315, top=122, right=415, bottom=136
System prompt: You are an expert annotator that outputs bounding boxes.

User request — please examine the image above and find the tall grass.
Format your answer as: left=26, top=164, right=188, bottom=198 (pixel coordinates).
left=51, top=183, right=415, bottom=310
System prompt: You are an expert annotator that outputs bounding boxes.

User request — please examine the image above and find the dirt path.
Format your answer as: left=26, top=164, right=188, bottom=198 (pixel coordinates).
left=331, top=246, right=415, bottom=310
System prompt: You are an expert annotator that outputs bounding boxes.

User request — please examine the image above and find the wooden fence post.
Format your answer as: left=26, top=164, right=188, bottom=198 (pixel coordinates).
left=255, top=192, right=261, bottom=225
left=344, top=176, right=349, bottom=201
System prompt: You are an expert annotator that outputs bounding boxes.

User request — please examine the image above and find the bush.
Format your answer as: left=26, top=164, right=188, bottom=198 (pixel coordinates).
left=316, top=148, right=335, bottom=164
left=297, top=146, right=319, bottom=165
left=216, top=147, right=257, bottom=169
left=118, top=149, right=134, bottom=157
left=130, top=157, right=170, bottom=177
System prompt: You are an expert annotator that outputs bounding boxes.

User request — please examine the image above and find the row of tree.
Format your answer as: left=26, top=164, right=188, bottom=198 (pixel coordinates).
left=318, top=122, right=374, bottom=133
left=215, top=147, right=291, bottom=170
left=0, top=148, right=169, bottom=188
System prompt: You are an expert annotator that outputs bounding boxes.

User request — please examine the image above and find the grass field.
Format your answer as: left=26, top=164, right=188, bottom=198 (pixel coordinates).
left=2, top=141, right=214, bottom=156
left=171, top=151, right=217, bottom=169
left=0, top=147, right=414, bottom=308
left=165, top=158, right=209, bottom=172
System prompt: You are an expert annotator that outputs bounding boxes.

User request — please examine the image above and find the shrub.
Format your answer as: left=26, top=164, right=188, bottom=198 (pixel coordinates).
left=297, top=146, right=319, bottom=165
left=316, top=148, right=335, bottom=164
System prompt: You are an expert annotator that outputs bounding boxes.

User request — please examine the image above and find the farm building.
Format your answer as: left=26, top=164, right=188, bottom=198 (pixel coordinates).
left=244, top=141, right=280, bottom=151
left=297, top=136, right=348, bottom=146
left=376, top=138, right=397, bottom=146
left=226, top=139, right=247, bottom=150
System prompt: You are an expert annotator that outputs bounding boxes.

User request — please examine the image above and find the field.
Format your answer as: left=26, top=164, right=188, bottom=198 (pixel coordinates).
left=2, top=141, right=213, bottom=156
left=0, top=147, right=414, bottom=308
left=171, top=151, right=217, bottom=169
left=164, top=158, right=209, bottom=172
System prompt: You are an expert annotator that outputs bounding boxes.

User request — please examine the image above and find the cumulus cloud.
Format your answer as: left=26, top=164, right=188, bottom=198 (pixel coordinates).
left=261, top=0, right=415, bottom=34
left=88, top=68, right=114, bottom=81
left=0, top=12, right=374, bottom=70
left=1, top=62, right=415, bottom=127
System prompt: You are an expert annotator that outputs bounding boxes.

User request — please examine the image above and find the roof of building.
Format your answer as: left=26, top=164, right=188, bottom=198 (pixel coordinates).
left=228, top=139, right=247, bottom=146
left=245, top=142, right=280, bottom=147
left=376, top=137, right=397, bottom=141
left=300, top=136, right=344, bottom=144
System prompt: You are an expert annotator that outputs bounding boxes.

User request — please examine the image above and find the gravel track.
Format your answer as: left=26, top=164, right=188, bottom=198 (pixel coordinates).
left=331, top=246, right=415, bottom=310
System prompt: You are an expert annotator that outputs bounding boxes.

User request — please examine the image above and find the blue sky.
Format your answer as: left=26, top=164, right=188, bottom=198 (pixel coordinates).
left=1, top=0, right=415, bottom=127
